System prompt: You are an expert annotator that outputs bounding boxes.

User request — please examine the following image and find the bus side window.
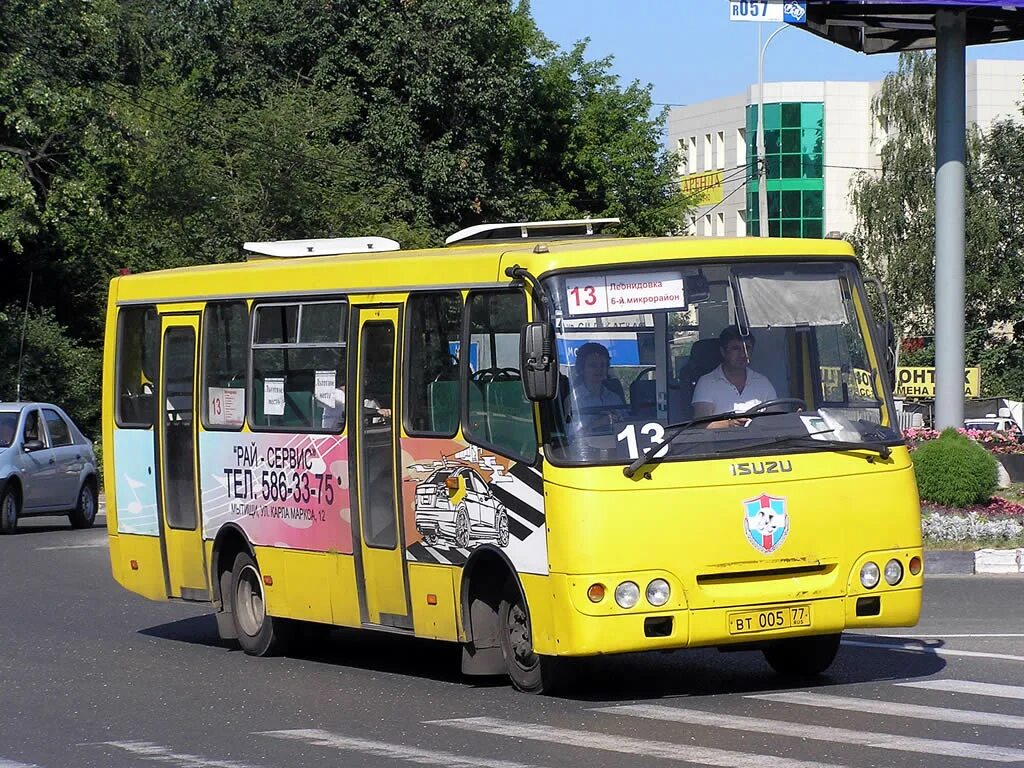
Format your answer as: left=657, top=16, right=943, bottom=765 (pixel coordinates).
left=250, top=300, right=347, bottom=432
left=464, top=290, right=536, bottom=462
left=202, top=301, right=249, bottom=429
left=404, top=291, right=463, bottom=436
left=115, top=305, right=159, bottom=428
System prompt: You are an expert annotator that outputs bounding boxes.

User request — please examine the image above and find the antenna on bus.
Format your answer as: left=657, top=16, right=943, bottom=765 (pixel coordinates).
left=15, top=272, right=32, bottom=403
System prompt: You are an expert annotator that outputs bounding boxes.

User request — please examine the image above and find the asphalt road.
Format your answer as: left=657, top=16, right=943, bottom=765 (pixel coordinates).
left=1, top=514, right=1022, bottom=768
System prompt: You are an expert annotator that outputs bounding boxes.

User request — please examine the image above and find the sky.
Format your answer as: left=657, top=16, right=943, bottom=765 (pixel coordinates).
left=529, top=1, right=1024, bottom=108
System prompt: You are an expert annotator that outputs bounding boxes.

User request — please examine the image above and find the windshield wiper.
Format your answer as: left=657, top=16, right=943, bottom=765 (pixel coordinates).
left=765, top=434, right=893, bottom=460
left=623, top=410, right=782, bottom=478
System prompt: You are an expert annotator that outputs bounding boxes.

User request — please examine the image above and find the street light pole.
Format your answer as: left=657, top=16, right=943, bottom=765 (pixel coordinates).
left=756, top=23, right=789, bottom=238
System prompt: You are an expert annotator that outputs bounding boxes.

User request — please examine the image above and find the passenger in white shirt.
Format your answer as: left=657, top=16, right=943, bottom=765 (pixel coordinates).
left=692, top=326, right=777, bottom=428
left=320, top=387, right=392, bottom=430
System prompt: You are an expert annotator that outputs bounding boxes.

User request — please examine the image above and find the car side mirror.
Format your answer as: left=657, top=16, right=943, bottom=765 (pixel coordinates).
left=521, top=322, right=557, bottom=401
left=23, top=439, right=44, bottom=452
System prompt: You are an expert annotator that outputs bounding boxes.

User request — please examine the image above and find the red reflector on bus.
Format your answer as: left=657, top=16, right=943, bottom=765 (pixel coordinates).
left=426, top=594, right=438, bottom=606
left=263, top=575, right=273, bottom=586
left=909, top=556, right=922, bottom=576
left=130, top=560, right=138, bottom=571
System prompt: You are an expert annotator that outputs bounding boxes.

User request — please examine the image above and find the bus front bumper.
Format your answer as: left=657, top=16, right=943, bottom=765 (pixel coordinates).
left=534, top=575, right=922, bottom=657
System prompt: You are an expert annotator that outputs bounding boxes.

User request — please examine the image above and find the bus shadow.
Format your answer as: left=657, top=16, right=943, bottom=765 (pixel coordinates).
left=564, top=634, right=947, bottom=702
left=137, top=617, right=947, bottom=698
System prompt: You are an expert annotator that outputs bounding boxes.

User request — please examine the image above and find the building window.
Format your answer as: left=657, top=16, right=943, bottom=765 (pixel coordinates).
left=702, top=215, right=712, bottom=236
left=716, top=131, right=725, bottom=169
left=677, top=138, right=688, bottom=175
left=736, top=128, right=746, bottom=168
left=716, top=212, right=725, bottom=237
left=745, top=101, right=825, bottom=237
left=736, top=210, right=747, bottom=237
left=703, top=134, right=712, bottom=171
left=688, top=137, right=697, bottom=173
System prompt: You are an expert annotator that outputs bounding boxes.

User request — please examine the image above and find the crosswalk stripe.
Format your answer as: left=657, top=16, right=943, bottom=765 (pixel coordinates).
left=0, top=760, right=39, bottom=767
left=99, top=741, right=259, bottom=768
left=598, top=704, right=1024, bottom=763
left=259, top=728, right=551, bottom=768
left=897, top=679, right=1024, bottom=700
left=427, top=716, right=848, bottom=768
left=843, top=639, right=1024, bottom=663
left=749, top=691, right=1024, bottom=730
left=36, top=543, right=107, bottom=551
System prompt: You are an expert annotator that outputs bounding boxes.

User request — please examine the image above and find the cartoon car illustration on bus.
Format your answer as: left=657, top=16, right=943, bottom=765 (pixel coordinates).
left=413, top=466, right=509, bottom=549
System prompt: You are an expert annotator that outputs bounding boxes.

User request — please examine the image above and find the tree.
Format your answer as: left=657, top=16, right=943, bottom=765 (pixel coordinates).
left=850, top=51, right=1024, bottom=397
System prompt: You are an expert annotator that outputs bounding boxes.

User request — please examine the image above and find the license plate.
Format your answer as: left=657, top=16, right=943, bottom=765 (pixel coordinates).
left=728, top=604, right=811, bottom=635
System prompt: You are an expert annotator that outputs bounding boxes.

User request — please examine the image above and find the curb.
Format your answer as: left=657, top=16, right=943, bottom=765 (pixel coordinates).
left=925, top=548, right=1024, bottom=575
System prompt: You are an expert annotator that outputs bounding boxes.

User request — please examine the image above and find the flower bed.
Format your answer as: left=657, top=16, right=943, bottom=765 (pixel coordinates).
left=904, top=426, right=1024, bottom=454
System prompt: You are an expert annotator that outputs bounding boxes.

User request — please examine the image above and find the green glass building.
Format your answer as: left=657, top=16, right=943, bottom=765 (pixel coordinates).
left=745, top=102, right=825, bottom=238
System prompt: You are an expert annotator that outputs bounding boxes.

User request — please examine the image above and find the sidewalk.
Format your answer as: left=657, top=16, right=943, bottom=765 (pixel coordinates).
left=926, top=548, right=1024, bottom=575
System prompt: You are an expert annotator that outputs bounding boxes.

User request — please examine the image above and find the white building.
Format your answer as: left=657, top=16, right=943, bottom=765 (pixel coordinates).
left=668, top=60, right=1024, bottom=238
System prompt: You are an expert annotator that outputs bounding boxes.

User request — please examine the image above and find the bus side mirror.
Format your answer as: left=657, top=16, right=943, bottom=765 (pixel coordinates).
left=521, top=322, right=557, bottom=401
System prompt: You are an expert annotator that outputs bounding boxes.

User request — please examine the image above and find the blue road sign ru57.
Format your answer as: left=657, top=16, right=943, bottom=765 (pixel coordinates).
left=729, top=1, right=807, bottom=24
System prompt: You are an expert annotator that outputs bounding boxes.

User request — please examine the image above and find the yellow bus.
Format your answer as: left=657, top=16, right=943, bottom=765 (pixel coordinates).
left=102, top=220, right=922, bottom=693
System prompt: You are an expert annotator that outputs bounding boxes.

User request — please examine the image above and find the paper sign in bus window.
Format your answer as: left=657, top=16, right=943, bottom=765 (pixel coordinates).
left=564, top=272, right=685, bottom=316
left=314, top=370, right=337, bottom=407
left=208, top=387, right=245, bottom=426
left=263, top=377, right=285, bottom=416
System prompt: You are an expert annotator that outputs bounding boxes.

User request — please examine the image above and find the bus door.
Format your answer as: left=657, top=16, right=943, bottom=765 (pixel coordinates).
left=156, top=314, right=209, bottom=600
left=351, top=306, right=411, bottom=629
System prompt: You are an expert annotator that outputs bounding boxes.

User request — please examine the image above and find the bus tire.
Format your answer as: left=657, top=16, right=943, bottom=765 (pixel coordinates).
left=497, top=590, right=562, bottom=694
left=69, top=480, right=97, bottom=529
left=763, top=632, right=841, bottom=678
left=229, top=551, right=292, bottom=656
left=0, top=484, right=19, bottom=534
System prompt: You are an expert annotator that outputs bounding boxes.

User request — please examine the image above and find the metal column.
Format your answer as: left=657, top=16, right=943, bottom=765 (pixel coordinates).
left=934, top=10, right=966, bottom=429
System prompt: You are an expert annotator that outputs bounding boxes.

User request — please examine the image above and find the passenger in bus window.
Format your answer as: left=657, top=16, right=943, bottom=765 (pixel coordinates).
left=320, top=387, right=392, bottom=430
left=567, top=342, right=627, bottom=433
left=692, top=325, right=777, bottom=427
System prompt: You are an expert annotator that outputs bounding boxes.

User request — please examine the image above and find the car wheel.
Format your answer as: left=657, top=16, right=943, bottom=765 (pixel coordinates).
left=454, top=506, right=470, bottom=549
left=229, top=551, right=293, bottom=656
left=763, top=633, right=841, bottom=678
left=0, top=485, right=19, bottom=535
left=69, top=481, right=97, bottom=529
left=498, top=587, right=563, bottom=694
left=495, top=507, right=510, bottom=547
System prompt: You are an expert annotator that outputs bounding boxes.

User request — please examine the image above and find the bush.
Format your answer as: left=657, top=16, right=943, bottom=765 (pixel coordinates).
left=912, top=428, right=998, bottom=507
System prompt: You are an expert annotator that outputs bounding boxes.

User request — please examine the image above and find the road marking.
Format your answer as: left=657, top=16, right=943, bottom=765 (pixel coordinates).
left=0, top=760, right=40, bottom=767
left=260, top=728, right=552, bottom=768
left=97, top=741, right=259, bottom=768
left=897, top=679, right=1024, bottom=700
left=428, top=716, right=848, bottom=768
left=36, top=543, right=107, bottom=550
left=843, top=638, right=1024, bottom=663
left=880, top=634, right=1024, bottom=639
left=598, top=704, right=1024, bottom=763
left=750, top=691, right=1024, bottom=729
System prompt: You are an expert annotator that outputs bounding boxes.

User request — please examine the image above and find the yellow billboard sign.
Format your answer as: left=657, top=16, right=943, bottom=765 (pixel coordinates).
left=680, top=170, right=723, bottom=206
left=895, top=366, right=981, bottom=398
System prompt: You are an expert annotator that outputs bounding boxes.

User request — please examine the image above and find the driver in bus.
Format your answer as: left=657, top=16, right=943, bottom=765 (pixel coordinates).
left=692, top=325, right=777, bottom=428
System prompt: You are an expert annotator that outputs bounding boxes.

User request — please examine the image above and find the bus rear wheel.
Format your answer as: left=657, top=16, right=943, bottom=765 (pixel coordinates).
left=498, top=589, right=562, bottom=694
left=229, top=552, right=292, bottom=656
left=763, top=633, right=841, bottom=678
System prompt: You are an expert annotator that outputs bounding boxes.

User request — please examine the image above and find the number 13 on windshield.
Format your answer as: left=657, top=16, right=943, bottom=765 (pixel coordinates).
left=617, top=423, right=669, bottom=460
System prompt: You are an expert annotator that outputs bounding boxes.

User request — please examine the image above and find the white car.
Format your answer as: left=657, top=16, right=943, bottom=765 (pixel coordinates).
left=0, top=402, right=99, bottom=533
left=963, top=417, right=1018, bottom=433
left=414, top=466, right=509, bottom=549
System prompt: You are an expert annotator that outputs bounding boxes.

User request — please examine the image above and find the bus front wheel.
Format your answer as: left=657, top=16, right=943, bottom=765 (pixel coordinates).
left=763, top=633, right=841, bottom=678
left=498, top=590, right=562, bottom=694
left=229, top=552, right=292, bottom=656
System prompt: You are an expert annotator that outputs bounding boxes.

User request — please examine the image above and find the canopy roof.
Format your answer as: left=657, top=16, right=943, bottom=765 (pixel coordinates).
left=801, top=1, right=1024, bottom=53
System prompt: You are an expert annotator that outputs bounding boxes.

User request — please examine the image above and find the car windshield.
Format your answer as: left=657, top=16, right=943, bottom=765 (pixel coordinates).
left=0, top=412, right=17, bottom=448
left=541, top=259, right=900, bottom=465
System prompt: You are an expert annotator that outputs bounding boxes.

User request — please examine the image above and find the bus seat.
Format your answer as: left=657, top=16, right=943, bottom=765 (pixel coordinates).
left=485, top=380, right=536, bottom=456
left=428, top=379, right=459, bottom=433
left=677, top=338, right=721, bottom=419
left=630, top=377, right=657, bottom=420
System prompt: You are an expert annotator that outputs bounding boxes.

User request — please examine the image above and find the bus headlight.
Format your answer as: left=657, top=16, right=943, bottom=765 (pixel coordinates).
left=614, top=581, right=640, bottom=609
left=860, top=561, right=880, bottom=589
left=646, top=579, right=671, bottom=607
left=884, top=559, right=904, bottom=586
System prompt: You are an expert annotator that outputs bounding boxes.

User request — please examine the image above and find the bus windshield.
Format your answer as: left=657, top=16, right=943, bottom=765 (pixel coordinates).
left=541, top=260, right=900, bottom=465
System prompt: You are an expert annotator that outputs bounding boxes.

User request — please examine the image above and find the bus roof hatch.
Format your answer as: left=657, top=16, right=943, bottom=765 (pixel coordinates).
left=242, top=237, right=401, bottom=259
left=445, top=218, right=620, bottom=247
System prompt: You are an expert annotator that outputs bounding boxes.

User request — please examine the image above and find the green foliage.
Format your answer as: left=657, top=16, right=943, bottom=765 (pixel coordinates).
left=912, top=428, right=998, bottom=508
left=0, top=304, right=101, bottom=437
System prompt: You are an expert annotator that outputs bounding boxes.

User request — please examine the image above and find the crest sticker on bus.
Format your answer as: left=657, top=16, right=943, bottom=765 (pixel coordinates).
left=743, top=493, right=789, bottom=555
